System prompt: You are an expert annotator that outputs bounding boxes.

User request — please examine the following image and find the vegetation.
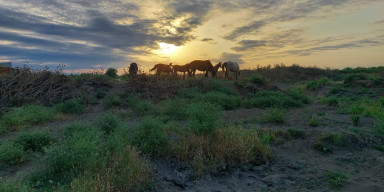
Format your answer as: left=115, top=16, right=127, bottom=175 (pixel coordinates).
left=305, top=77, right=329, bottom=90
left=325, top=170, right=347, bottom=188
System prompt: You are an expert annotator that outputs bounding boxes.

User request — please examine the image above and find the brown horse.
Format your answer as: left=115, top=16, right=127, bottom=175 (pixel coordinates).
left=0, top=67, right=12, bottom=75
left=172, top=64, right=190, bottom=79
left=186, top=60, right=219, bottom=78
left=150, top=63, right=173, bottom=76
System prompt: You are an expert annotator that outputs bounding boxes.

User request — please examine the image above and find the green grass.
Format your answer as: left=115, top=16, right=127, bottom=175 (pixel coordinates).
left=14, top=130, right=55, bottom=152
left=321, top=96, right=339, bottom=107
left=55, top=98, right=85, bottom=114
left=264, top=108, right=286, bottom=124
left=186, top=102, right=223, bottom=135
left=103, top=95, right=122, bottom=109
left=0, top=141, right=26, bottom=165
left=325, top=170, right=346, bottom=188
left=305, top=77, right=329, bottom=90
left=243, top=90, right=305, bottom=109
left=0, top=105, right=56, bottom=133
left=249, top=74, right=266, bottom=85
left=314, top=132, right=360, bottom=152
left=199, top=91, right=241, bottom=110
left=94, top=113, right=121, bottom=134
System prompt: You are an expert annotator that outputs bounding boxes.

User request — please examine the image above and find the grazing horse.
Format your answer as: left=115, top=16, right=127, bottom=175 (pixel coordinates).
left=171, top=64, right=190, bottom=79
left=186, top=60, right=218, bottom=78
left=129, top=62, right=138, bottom=75
left=0, top=67, right=12, bottom=75
left=150, top=63, right=173, bottom=76
left=222, top=61, right=240, bottom=80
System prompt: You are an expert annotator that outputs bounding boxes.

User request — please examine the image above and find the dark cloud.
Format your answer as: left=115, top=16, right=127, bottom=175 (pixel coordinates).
left=217, top=52, right=244, bottom=64
left=224, top=21, right=266, bottom=40
left=232, top=40, right=266, bottom=51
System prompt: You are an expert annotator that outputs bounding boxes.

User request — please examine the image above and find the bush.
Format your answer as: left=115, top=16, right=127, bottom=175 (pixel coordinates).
left=0, top=181, right=32, bottom=192
left=130, top=117, right=168, bottom=156
left=157, top=98, right=188, bottom=120
left=321, top=96, right=339, bottom=107
left=131, top=100, right=155, bottom=116
left=203, top=79, right=239, bottom=96
left=105, top=68, right=117, bottom=78
left=186, top=102, right=223, bottom=135
left=249, top=74, right=266, bottom=85
left=14, top=131, right=55, bottom=152
left=325, top=170, right=346, bottom=188
left=305, top=77, right=329, bottom=90
left=287, top=88, right=310, bottom=104
left=55, top=98, right=85, bottom=114
left=243, top=91, right=302, bottom=109
left=0, top=142, right=26, bottom=165
left=95, top=89, right=106, bottom=99
left=103, top=95, right=121, bottom=109
left=200, top=91, right=241, bottom=110
left=264, top=108, right=286, bottom=124
left=0, top=105, right=56, bottom=132
left=95, top=113, right=120, bottom=134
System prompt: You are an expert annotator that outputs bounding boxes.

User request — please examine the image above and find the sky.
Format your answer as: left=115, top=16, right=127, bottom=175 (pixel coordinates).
left=0, top=0, right=383, bottom=73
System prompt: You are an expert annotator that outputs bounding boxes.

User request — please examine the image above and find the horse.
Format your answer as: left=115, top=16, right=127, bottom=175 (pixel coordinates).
left=171, top=64, right=190, bottom=79
left=222, top=61, right=240, bottom=80
left=0, top=67, right=12, bottom=75
left=150, top=63, right=173, bottom=76
left=129, top=62, right=138, bottom=75
left=186, top=60, right=219, bottom=78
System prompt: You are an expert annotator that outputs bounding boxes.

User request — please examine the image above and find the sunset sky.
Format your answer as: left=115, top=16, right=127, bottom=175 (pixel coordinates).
left=0, top=0, right=383, bottom=73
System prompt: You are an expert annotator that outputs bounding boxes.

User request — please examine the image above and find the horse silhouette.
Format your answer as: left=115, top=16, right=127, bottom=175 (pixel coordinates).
left=150, top=63, right=173, bottom=76
left=186, top=60, right=220, bottom=78
left=129, top=62, right=138, bottom=75
left=171, top=64, right=190, bottom=79
left=222, top=61, right=240, bottom=80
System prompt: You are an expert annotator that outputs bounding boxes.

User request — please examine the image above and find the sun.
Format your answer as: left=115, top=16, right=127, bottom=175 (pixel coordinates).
left=155, top=42, right=179, bottom=56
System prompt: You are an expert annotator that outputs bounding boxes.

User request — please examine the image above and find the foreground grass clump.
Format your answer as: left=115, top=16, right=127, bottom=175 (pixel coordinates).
left=0, top=141, right=26, bottom=165
left=103, top=95, right=122, bottom=109
left=314, top=132, right=360, bottom=153
left=130, top=117, right=168, bottom=156
left=54, top=98, right=85, bottom=114
left=186, top=102, right=223, bottom=135
left=325, top=170, right=346, bottom=188
left=243, top=90, right=306, bottom=109
left=306, top=77, right=329, bottom=90
left=264, top=108, right=286, bottom=124
left=200, top=91, right=241, bottom=110
left=14, top=131, right=55, bottom=152
left=249, top=74, right=266, bottom=85
left=203, top=79, right=239, bottom=96
left=95, top=113, right=120, bottom=134
left=0, top=105, right=56, bottom=133
left=168, top=126, right=270, bottom=177
left=0, top=181, right=32, bottom=192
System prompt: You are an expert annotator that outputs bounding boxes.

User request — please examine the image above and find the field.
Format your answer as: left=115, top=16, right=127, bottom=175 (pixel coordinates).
left=0, top=65, right=384, bottom=191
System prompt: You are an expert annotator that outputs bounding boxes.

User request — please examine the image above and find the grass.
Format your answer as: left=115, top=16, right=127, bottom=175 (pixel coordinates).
left=264, top=108, right=286, bottom=124
left=314, top=132, right=360, bottom=152
left=94, top=113, right=121, bottom=134
left=249, top=74, right=266, bottom=85
left=54, top=98, right=85, bottom=114
left=242, top=90, right=305, bottom=109
left=325, top=170, right=346, bottom=188
left=103, top=95, right=121, bottom=109
left=199, top=91, right=241, bottom=110
left=0, top=105, right=56, bottom=133
left=186, top=102, right=223, bottom=135
left=0, top=141, right=26, bottom=165
left=14, top=130, right=55, bottom=152
left=305, top=77, right=329, bottom=90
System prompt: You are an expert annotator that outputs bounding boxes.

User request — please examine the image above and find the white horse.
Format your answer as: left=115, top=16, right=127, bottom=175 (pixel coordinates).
left=221, top=61, right=240, bottom=80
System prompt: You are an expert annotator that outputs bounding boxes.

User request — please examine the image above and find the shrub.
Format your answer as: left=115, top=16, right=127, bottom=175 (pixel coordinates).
left=287, top=128, right=305, bottom=139
left=314, top=132, right=360, bottom=152
left=287, top=88, right=310, bottom=104
left=329, top=86, right=342, bottom=94
left=95, top=89, right=106, bottom=99
left=308, top=114, right=321, bottom=127
left=70, top=146, right=152, bottom=192
left=14, top=131, right=55, bottom=152
left=186, top=102, right=223, bottom=135
left=200, top=91, right=241, bottom=110
left=177, top=87, right=201, bottom=99
left=131, top=100, right=155, bottom=116
left=103, top=95, right=121, bottom=109
left=243, top=90, right=303, bottom=109
left=55, top=98, right=85, bottom=114
left=321, top=96, right=339, bottom=107
left=130, top=117, right=168, bottom=156
left=249, top=74, right=266, bottom=85
left=344, top=73, right=367, bottom=86
left=157, top=98, right=188, bottom=120
left=95, top=113, right=120, bottom=134
left=305, top=77, right=329, bottom=90
left=0, top=105, right=56, bottom=132
left=325, top=170, right=346, bottom=188
left=0, top=181, right=32, bottom=192
left=0, top=142, right=26, bottom=165
left=264, top=108, right=286, bottom=124
left=105, top=68, right=117, bottom=78
left=203, top=79, right=239, bottom=96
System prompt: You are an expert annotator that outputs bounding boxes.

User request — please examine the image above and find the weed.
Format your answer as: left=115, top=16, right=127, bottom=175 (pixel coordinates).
left=14, top=131, right=55, bottom=152
left=200, top=91, right=241, bottom=110
left=55, top=98, right=85, bottom=114
left=186, top=102, right=223, bottom=135
left=0, top=105, right=56, bottom=132
left=203, top=79, right=239, bottom=96
left=305, top=77, right=329, bottom=90
left=321, top=96, right=339, bottom=107
left=95, top=89, right=106, bottom=99
left=287, top=88, right=311, bottom=104
left=0, top=181, right=32, bottom=192
left=0, top=142, right=26, bottom=165
left=330, top=86, right=342, bottom=94
left=131, top=99, right=155, bottom=116
left=351, top=115, right=360, bottom=126
left=130, top=117, right=168, bottom=156
left=243, top=91, right=302, bottom=109
left=314, top=132, right=360, bottom=152
left=264, top=108, right=286, bottom=124
left=249, top=74, right=266, bottom=85
left=103, top=95, right=121, bottom=109
left=325, top=170, right=346, bottom=188
left=95, top=113, right=120, bottom=134
left=157, top=98, right=188, bottom=120
left=287, top=128, right=305, bottom=139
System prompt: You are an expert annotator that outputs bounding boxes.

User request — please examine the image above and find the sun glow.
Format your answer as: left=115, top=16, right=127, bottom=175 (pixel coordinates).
left=155, top=42, right=179, bottom=56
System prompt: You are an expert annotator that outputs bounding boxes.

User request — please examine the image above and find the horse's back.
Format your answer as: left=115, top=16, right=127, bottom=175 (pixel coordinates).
left=224, top=61, right=239, bottom=72
left=188, top=60, right=213, bottom=70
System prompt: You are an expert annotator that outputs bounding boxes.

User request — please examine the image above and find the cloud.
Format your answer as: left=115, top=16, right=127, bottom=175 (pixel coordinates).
left=217, top=52, right=244, bottom=64
left=232, top=40, right=266, bottom=51
left=224, top=21, right=266, bottom=40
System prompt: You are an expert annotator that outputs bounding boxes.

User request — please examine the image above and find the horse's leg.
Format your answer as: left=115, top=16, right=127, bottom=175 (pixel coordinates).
left=192, top=70, right=196, bottom=77
left=205, top=70, right=208, bottom=78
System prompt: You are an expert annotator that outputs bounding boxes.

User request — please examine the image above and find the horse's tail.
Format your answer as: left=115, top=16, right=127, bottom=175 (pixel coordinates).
left=149, top=65, right=157, bottom=72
